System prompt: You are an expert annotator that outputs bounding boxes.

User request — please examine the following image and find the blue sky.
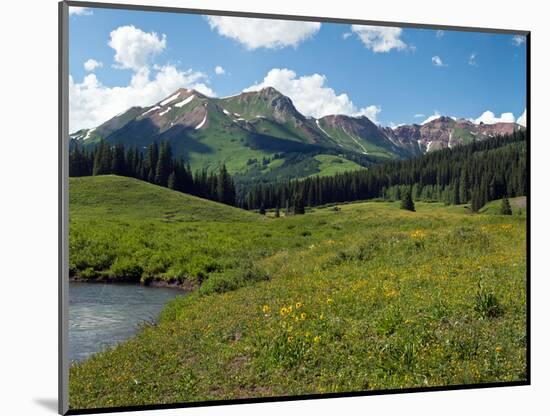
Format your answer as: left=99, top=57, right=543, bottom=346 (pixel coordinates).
left=68, top=6, right=527, bottom=132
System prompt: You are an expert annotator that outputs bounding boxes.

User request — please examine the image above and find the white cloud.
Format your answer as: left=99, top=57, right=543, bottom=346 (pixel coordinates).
left=243, top=68, right=381, bottom=122
left=350, top=25, right=408, bottom=53
left=432, top=56, right=447, bottom=67
left=473, top=110, right=515, bottom=125
left=84, top=59, right=102, bottom=72
left=69, top=7, right=93, bottom=16
left=517, top=109, right=527, bottom=127
left=512, top=35, right=526, bottom=46
left=414, top=113, right=425, bottom=118
left=108, top=25, right=166, bottom=71
left=214, top=65, right=225, bottom=75
left=342, top=32, right=352, bottom=40
left=421, top=112, right=441, bottom=125
left=468, top=53, right=478, bottom=66
left=206, top=16, right=320, bottom=50
left=70, top=66, right=215, bottom=131
left=436, top=30, right=444, bottom=39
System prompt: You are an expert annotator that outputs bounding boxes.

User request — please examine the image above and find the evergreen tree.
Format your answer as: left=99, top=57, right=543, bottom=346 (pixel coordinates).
left=274, top=205, right=280, bottom=218
left=400, top=188, right=415, bottom=211
left=167, top=171, right=176, bottom=190
left=471, top=186, right=483, bottom=213
left=111, top=143, right=126, bottom=175
left=500, top=196, right=513, bottom=215
left=155, top=142, right=173, bottom=186
left=294, top=192, right=305, bottom=215
left=452, top=180, right=461, bottom=205
left=459, top=169, right=470, bottom=203
left=92, top=140, right=111, bottom=176
left=259, top=203, right=266, bottom=215
left=216, top=164, right=236, bottom=205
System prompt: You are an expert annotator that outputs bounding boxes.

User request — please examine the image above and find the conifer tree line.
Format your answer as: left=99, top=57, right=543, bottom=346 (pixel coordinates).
left=240, top=130, right=527, bottom=212
left=69, top=140, right=236, bottom=206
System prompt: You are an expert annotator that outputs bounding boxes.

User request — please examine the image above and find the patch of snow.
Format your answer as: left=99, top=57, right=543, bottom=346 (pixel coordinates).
left=195, top=113, right=207, bottom=130
left=175, top=95, right=194, bottom=108
left=316, top=119, right=332, bottom=138
left=222, top=108, right=231, bottom=115
left=84, top=127, right=96, bottom=140
left=234, top=112, right=241, bottom=117
left=159, top=107, right=172, bottom=116
left=426, top=141, right=433, bottom=152
left=342, top=126, right=368, bottom=155
left=255, top=115, right=266, bottom=118
left=141, top=106, right=160, bottom=117
left=160, top=92, right=180, bottom=106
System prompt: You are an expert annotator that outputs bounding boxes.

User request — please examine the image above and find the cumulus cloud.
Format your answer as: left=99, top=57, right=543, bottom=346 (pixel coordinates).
left=512, top=35, right=526, bottom=46
left=69, top=7, right=93, bottom=16
left=108, top=25, right=166, bottom=71
left=84, top=59, right=102, bottom=72
left=350, top=25, right=408, bottom=53
left=432, top=56, right=447, bottom=67
left=436, top=30, right=444, bottom=39
left=206, top=16, right=320, bottom=49
left=69, top=25, right=216, bottom=131
left=70, top=66, right=215, bottom=131
left=468, top=53, right=478, bottom=66
left=473, top=110, right=515, bottom=125
left=342, top=32, right=352, bottom=40
left=243, top=68, right=381, bottom=121
left=214, top=65, right=225, bottom=75
left=516, top=109, right=527, bottom=127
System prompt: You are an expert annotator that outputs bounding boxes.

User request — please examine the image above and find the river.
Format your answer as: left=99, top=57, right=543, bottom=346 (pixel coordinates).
left=68, top=282, right=183, bottom=363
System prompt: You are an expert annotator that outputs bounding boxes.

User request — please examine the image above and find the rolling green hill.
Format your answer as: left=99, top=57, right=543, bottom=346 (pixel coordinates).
left=69, top=175, right=526, bottom=409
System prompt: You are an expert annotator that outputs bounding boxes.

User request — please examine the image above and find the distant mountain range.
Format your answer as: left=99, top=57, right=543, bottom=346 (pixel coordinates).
left=70, top=86, right=523, bottom=182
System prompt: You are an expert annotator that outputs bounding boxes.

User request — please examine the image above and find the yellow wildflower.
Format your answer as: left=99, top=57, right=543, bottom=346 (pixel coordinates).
left=410, top=229, right=426, bottom=239
left=326, top=298, right=334, bottom=304
left=495, top=346, right=503, bottom=353
left=280, top=307, right=288, bottom=316
left=313, top=336, right=321, bottom=343
left=287, top=336, right=294, bottom=342
left=262, top=305, right=270, bottom=314
left=301, top=312, right=307, bottom=320
left=296, top=302, right=303, bottom=309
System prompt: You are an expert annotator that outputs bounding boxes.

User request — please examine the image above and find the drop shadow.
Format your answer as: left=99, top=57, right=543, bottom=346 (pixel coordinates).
left=34, top=398, right=58, bottom=413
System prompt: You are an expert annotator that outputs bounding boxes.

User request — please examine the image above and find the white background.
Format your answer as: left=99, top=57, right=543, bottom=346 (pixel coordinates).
left=1, top=0, right=548, bottom=415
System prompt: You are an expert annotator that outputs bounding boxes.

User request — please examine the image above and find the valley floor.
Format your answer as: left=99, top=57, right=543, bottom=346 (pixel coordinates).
left=68, top=176, right=527, bottom=409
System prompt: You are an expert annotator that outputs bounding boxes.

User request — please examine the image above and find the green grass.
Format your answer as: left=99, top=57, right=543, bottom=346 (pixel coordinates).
left=69, top=176, right=527, bottom=409
left=479, top=196, right=527, bottom=216
left=310, top=155, right=365, bottom=177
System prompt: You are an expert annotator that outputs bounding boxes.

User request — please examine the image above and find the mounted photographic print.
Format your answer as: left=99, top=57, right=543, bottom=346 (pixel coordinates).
left=59, top=1, right=530, bottom=414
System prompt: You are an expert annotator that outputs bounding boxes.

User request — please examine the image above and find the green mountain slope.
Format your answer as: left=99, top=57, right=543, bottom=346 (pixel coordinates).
left=69, top=87, right=522, bottom=185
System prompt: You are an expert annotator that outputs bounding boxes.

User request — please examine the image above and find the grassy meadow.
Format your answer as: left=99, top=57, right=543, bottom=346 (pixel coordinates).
left=69, top=176, right=527, bottom=409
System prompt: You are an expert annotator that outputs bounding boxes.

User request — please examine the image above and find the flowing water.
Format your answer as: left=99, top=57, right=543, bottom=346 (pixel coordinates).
left=68, top=282, right=183, bottom=362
